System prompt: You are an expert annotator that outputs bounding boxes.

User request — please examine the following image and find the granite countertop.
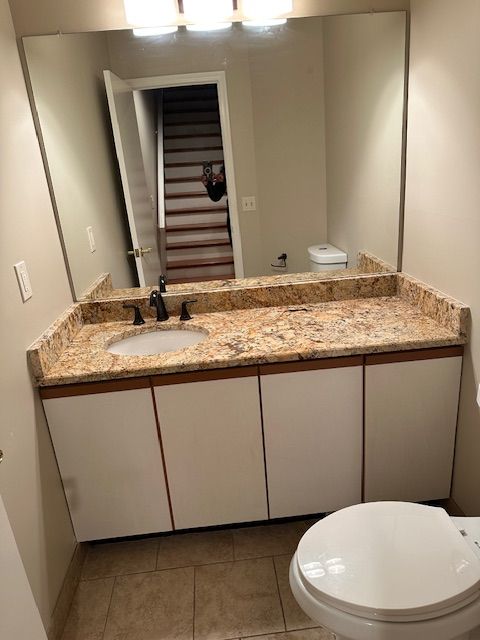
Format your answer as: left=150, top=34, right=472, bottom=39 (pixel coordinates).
left=36, top=296, right=466, bottom=387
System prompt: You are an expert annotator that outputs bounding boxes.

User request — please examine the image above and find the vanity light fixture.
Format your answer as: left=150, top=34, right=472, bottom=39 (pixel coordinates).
left=133, top=26, right=179, bottom=36
left=241, top=0, right=292, bottom=22
left=186, top=22, right=232, bottom=31
left=182, top=0, right=234, bottom=23
left=124, top=0, right=178, bottom=26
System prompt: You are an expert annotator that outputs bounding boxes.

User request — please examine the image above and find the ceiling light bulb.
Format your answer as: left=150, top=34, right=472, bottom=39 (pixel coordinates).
left=133, top=26, right=179, bottom=36
left=124, top=0, right=178, bottom=26
left=183, top=0, right=234, bottom=23
left=241, top=0, right=292, bottom=20
left=242, top=18, right=287, bottom=27
left=186, top=22, right=232, bottom=31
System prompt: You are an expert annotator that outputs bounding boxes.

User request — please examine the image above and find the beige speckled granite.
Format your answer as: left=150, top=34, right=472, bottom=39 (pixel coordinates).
left=29, top=272, right=469, bottom=387
left=80, top=273, right=113, bottom=300
left=80, top=273, right=397, bottom=324
left=358, top=252, right=396, bottom=274
left=34, top=297, right=466, bottom=387
left=80, top=252, right=396, bottom=301
left=397, top=273, right=469, bottom=337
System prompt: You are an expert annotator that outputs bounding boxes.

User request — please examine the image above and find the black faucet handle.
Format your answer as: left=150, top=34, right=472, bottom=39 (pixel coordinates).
left=123, top=304, right=145, bottom=326
left=149, top=290, right=158, bottom=306
left=159, top=274, right=167, bottom=293
left=179, top=300, right=197, bottom=321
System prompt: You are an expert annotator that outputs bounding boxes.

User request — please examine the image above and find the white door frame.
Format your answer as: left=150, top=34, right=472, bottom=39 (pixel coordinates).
left=127, top=71, right=245, bottom=279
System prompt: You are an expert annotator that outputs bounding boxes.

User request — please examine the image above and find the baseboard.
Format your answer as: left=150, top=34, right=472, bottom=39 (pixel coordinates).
left=47, top=542, right=88, bottom=640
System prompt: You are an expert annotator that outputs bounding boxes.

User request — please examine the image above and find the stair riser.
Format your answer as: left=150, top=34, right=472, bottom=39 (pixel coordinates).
left=164, top=136, right=222, bottom=151
left=165, top=162, right=224, bottom=180
left=164, top=123, right=221, bottom=137
left=167, top=247, right=233, bottom=261
left=164, top=111, right=219, bottom=124
left=165, top=181, right=209, bottom=195
left=164, top=100, right=219, bottom=112
left=166, top=230, right=229, bottom=243
left=167, top=212, right=227, bottom=226
left=165, top=149, right=224, bottom=163
left=166, top=196, right=227, bottom=211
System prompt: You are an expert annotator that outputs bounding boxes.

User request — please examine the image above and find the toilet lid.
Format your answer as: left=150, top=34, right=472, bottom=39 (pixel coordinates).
left=297, top=502, right=480, bottom=622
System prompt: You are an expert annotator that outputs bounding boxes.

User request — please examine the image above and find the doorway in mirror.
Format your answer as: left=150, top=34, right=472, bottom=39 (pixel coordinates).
left=162, top=85, right=234, bottom=284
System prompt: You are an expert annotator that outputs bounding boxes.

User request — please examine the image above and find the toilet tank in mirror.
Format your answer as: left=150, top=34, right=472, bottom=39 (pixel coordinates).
left=23, top=11, right=407, bottom=300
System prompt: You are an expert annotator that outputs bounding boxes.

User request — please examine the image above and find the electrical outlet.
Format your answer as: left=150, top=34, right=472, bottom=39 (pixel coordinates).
left=87, top=226, right=96, bottom=253
left=242, top=196, right=257, bottom=212
left=14, top=261, right=33, bottom=302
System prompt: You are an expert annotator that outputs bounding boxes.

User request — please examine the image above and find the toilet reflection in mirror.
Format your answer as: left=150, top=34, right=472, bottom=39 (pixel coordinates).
left=22, top=11, right=407, bottom=299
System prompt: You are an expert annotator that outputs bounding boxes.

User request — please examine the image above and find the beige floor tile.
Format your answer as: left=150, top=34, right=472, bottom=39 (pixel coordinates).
left=244, top=630, right=333, bottom=640
left=194, top=557, right=285, bottom=640
left=274, top=556, right=318, bottom=631
left=61, top=578, right=114, bottom=640
left=103, top=567, right=194, bottom=640
left=233, top=520, right=317, bottom=561
left=156, top=530, right=234, bottom=570
left=81, top=539, right=158, bottom=580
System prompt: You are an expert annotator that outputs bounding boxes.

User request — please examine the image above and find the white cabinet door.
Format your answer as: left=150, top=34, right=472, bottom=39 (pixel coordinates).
left=154, top=375, right=268, bottom=529
left=260, top=363, right=363, bottom=518
left=44, top=388, right=172, bottom=541
left=365, top=355, right=462, bottom=502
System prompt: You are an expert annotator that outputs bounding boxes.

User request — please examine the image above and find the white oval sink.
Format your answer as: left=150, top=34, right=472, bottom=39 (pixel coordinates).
left=107, top=329, right=207, bottom=356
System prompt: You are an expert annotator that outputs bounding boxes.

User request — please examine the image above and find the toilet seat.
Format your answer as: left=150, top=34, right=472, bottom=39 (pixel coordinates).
left=296, top=502, right=480, bottom=623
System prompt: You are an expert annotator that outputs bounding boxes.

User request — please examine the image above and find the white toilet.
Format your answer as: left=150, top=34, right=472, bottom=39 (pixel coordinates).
left=308, top=244, right=348, bottom=272
left=290, top=502, right=480, bottom=640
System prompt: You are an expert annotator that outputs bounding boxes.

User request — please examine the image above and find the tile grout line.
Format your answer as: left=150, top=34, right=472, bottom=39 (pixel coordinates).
left=100, top=575, right=116, bottom=640
left=271, top=556, right=287, bottom=633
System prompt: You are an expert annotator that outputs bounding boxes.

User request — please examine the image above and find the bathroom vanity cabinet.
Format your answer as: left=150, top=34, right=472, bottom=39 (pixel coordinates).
left=40, top=346, right=463, bottom=541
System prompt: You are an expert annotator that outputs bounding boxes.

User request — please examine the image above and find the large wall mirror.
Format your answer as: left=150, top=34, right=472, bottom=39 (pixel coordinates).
left=23, top=10, right=407, bottom=299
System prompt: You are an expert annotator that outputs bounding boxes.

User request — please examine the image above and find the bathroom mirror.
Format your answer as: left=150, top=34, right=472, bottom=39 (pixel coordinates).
left=23, top=11, right=407, bottom=300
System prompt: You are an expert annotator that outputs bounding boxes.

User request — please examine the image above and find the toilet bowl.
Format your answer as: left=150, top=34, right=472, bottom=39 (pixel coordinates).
left=290, top=502, right=480, bottom=640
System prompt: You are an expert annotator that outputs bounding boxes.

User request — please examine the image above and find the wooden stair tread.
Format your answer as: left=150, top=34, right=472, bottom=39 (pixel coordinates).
left=167, top=257, right=234, bottom=269
left=166, top=206, right=227, bottom=215
left=164, top=146, right=223, bottom=154
left=167, top=222, right=228, bottom=232
left=166, top=239, right=231, bottom=250
left=165, top=159, right=224, bottom=168
left=167, top=273, right=235, bottom=284
left=164, top=106, right=220, bottom=114
left=164, top=119, right=220, bottom=127
left=165, top=176, right=205, bottom=184
left=164, top=133, right=221, bottom=140
left=165, top=191, right=209, bottom=199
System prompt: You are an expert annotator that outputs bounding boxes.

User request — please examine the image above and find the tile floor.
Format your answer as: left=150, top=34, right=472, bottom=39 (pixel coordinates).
left=61, top=519, right=335, bottom=640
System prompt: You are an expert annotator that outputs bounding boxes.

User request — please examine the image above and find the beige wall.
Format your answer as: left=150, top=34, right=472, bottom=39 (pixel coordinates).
left=248, top=18, right=327, bottom=273
left=24, top=32, right=135, bottom=296
left=324, top=12, right=406, bottom=268
left=8, top=0, right=410, bottom=37
left=404, top=0, right=480, bottom=515
left=0, top=0, right=76, bottom=631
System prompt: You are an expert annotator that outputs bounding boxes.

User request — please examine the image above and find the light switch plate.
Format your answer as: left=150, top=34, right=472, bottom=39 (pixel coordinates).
left=87, top=226, right=96, bottom=253
left=14, top=261, right=32, bottom=302
left=242, top=196, right=257, bottom=212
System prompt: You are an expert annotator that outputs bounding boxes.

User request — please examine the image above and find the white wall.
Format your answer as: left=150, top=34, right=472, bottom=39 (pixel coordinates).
left=0, top=0, right=76, bottom=630
left=324, top=12, right=406, bottom=268
left=24, top=32, right=135, bottom=295
left=8, top=0, right=410, bottom=37
left=404, top=0, right=480, bottom=514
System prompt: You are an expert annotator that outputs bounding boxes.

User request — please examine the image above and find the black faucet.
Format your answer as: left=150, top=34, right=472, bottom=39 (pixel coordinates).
left=149, top=275, right=169, bottom=322
left=123, top=304, right=145, bottom=325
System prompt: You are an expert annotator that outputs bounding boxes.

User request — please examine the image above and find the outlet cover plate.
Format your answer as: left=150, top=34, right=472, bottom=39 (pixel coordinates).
left=87, top=226, right=96, bottom=253
left=242, top=196, right=257, bottom=212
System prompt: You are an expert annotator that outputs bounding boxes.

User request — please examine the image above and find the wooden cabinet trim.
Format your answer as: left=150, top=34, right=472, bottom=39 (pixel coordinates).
left=39, top=377, right=151, bottom=399
left=365, top=346, right=464, bottom=366
left=259, top=356, right=364, bottom=376
left=151, top=366, right=259, bottom=386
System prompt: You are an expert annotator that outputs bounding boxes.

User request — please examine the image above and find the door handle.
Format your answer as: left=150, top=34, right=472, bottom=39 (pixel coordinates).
left=127, top=247, right=153, bottom=258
